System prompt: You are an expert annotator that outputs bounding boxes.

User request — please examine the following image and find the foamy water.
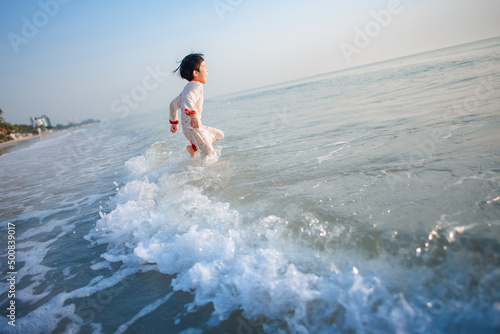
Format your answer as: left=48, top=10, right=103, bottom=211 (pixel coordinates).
left=1, top=38, right=500, bottom=333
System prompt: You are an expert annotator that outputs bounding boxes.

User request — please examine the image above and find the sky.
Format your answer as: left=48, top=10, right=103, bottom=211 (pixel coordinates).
left=0, top=0, right=499, bottom=125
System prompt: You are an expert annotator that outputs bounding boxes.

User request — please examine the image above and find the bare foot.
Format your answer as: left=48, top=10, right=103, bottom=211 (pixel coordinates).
left=186, top=145, right=196, bottom=157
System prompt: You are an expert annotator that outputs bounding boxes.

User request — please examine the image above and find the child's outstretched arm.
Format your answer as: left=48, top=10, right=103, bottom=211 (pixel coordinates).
left=169, top=94, right=181, bottom=133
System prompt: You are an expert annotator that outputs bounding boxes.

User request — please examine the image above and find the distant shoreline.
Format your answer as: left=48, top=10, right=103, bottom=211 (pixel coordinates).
left=0, top=130, right=54, bottom=145
left=0, top=120, right=100, bottom=157
left=0, top=131, right=55, bottom=156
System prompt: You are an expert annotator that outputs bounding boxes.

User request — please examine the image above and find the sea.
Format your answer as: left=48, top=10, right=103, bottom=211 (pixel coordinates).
left=1, top=37, right=500, bottom=334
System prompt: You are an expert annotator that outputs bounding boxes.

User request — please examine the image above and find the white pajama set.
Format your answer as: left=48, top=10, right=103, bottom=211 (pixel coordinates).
left=169, top=81, right=224, bottom=156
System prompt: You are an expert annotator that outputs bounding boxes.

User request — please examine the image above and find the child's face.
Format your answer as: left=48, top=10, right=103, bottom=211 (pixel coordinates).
left=193, top=61, right=208, bottom=84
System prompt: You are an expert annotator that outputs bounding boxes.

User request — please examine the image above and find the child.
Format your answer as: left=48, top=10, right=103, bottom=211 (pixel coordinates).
left=169, top=53, right=224, bottom=157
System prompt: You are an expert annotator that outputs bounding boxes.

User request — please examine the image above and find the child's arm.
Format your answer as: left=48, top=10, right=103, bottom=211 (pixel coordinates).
left=189, top=115, right=200, bottom=129
left=169, top=94, right=181, bottom=133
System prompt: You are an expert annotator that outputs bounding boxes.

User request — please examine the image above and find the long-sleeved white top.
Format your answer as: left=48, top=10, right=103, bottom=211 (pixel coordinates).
left=169, top=81, right=203, bottom=129
left=169, top=81, right=224, bottom=156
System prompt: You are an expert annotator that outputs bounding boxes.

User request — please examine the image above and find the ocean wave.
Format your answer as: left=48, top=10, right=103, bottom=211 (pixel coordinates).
left=83, top=142, right=500, bottom=333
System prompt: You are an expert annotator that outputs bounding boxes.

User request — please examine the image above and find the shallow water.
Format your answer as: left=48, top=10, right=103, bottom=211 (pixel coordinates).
left=1, top=37, right=500, bottom=333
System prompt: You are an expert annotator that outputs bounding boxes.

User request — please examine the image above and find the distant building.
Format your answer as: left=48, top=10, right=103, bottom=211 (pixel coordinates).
left=30, top=115, right=52, bottom=128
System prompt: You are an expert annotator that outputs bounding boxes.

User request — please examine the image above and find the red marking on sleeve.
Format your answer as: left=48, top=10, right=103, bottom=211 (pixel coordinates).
left=170, top=120, right=179, bottom=125
left=185, top=108, right=197, bottom=116
left=191, top=143, right=198, bottom=152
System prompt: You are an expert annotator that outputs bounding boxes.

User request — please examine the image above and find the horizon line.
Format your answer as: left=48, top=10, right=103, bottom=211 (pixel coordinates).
left=211, top=35, right=500, bottom=101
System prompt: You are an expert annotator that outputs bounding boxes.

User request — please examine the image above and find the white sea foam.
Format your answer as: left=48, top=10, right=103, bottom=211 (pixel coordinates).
left=84, top=144, right=438, bottom=333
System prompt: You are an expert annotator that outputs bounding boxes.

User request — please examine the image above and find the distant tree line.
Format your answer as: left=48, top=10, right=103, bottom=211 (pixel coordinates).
left=0, top=108, right=38, bottom=143
left=51, top=118, right=100, bottom=130
left=0, top=108, right=99, bottom=143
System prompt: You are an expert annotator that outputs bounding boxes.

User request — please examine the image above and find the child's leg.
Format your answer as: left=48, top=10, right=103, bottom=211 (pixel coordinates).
left=203, top=126, right=224, bottom=144
left=185, top=126, right=223, bottom=157
left=186, top=128, right=216, bottom=156
left=186, top=143, right=197, bottom=157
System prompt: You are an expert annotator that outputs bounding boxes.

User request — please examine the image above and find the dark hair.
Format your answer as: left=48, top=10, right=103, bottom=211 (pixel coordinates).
left=172, top=53, right=205, bottom=81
